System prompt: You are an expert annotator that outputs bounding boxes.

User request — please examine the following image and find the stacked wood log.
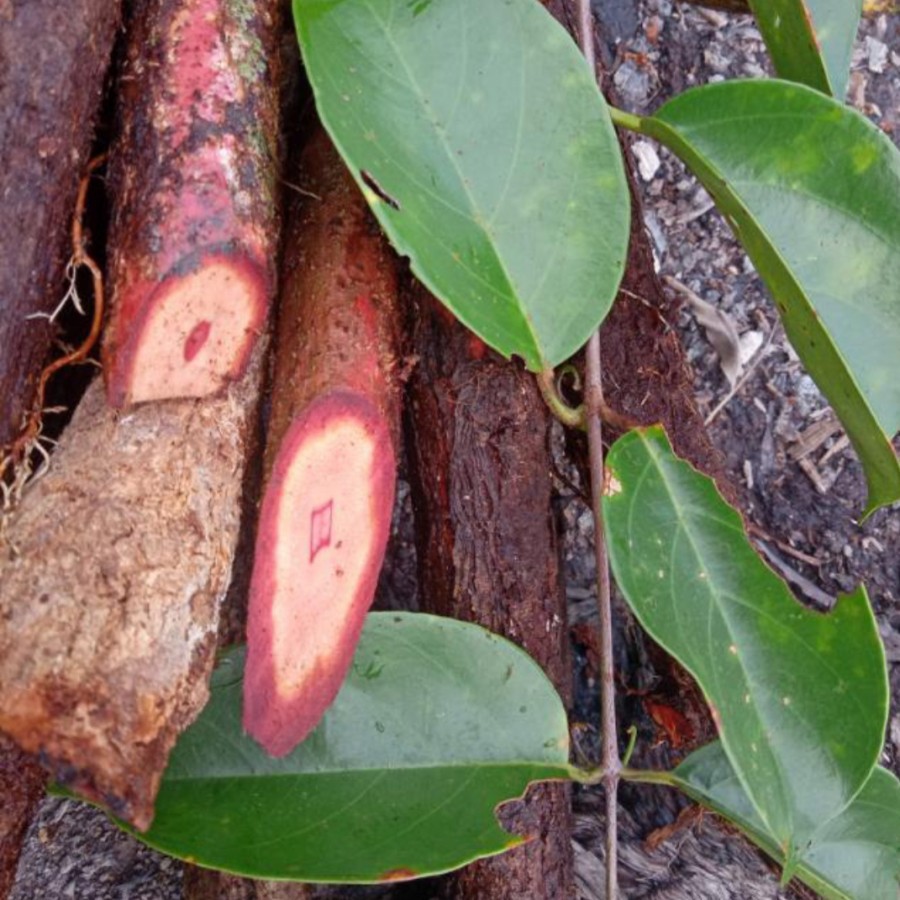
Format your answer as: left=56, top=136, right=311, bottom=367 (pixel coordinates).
left=103, top=0, right=282, bottom=407
left=242, top=129, right=402, bottom=758
left=0, top=0, right=283, bottom=832
left=0, top=4, right=123, bottom=889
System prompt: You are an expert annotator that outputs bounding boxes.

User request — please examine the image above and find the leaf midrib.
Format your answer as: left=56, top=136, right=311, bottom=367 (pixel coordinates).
left=629, top=435, right=794, bottom=840
left=163, top=758, right=571, bottom=785
left=643, top=110, right=896, bottom=445
left=359, top=0, right=544, bottom=365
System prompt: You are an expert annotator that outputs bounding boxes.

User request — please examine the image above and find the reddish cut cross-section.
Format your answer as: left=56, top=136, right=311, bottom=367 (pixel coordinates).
left=243, top=392, right=395, bottom=757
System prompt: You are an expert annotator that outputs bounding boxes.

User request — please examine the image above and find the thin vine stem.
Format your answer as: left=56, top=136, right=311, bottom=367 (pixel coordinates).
left=537, top=368, right=585, bottom=430
left=577, top=2, right=621, bottom=897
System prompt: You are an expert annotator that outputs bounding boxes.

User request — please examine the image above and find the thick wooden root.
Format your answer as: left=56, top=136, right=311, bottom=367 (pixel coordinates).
left=405, top=286, right=575, bottom=900
left=0, top=347, right=267, bottom=830
left=243, top=130, right=402, bottom=757
left=103, top=0, right=281, bottom=407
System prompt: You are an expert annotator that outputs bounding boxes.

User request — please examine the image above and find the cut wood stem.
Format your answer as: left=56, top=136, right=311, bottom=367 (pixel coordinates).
left=103, top=0, right=281, bottom=408
left=578, top=2, right=621, bottom=897
left=243, top=130, right=401, bottom=758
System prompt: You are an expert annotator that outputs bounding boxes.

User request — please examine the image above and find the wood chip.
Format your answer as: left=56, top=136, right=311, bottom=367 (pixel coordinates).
left=797, top=456, right=842, bottom=495
left=664, top=275, right=742, bottom=387
left=754, top=540, right=835, bottom=609
left=788, top=417, right=842, bottom=461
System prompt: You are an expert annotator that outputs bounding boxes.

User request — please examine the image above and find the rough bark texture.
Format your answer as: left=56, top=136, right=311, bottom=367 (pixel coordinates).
left=243, top=129, right=403, bottom=756
left=103, top=0, right=281, bottom=407
left=0, top=0, right=122, bottom=447
left=405, top=286, right=575, bottom=900
left=0, top=345, right=268, bottom=831
left=0, top=737, right=45, bottom=900
left=261, top=130, right=402, bottom=458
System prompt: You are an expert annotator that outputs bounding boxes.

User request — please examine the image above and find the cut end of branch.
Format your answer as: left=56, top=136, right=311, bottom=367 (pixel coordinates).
left=243, top=391, right=396, bottom=757
left=105, top=251, right=267, bottom=407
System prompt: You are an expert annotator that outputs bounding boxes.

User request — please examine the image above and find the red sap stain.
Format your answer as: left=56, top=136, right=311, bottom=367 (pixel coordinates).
left=184, top=320, right=211, bottom=362
left=309, top=499, right=334, bottom=563
left=379, top=868, right=418, bottom=882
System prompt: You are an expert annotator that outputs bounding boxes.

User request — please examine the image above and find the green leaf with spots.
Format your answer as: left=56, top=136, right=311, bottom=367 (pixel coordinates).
left=294, top=0, right=630, bottom=371
left=748, top=0, right=862, bottom=98
left=673, top=743, right=900, bottom=900
left=637, top=79, right=900, bottom=514
left=603, top=427, right=888, bottom=868
left=122, top=613, right=570, bottom=883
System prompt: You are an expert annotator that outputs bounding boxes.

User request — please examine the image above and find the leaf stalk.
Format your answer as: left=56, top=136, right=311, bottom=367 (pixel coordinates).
left=607, top=105, right=646, bottom=134
left=537, top=368, right=585, bottom=429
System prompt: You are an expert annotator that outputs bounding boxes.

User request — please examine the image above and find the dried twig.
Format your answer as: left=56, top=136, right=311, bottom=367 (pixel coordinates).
left=704, top=320, right=780, bottom=425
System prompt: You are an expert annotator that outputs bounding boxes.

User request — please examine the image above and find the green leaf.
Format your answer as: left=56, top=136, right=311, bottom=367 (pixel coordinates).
left=748, top=0, right=862, bottom=98
left=603, top=427, right=889, bottom=863
left=638, top=79, right=900, bottom=514
left=124, top=613, right=570, bottom=883
left=294, top=0, right=630, bottom=371
left=673, top=742, right=900, bottom=900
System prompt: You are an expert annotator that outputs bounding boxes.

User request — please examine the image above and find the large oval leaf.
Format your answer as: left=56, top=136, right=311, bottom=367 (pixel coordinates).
left=603, top=427, right=888, bottom=865
left=125, top=613, right=571, bottom=882
left=637, top=80, right=900, bottom=514
left=748, top=0, right=862, bottom=98
left=672, top=742, right=900, bottom=900
left=294, top=0, right=630, bottom=371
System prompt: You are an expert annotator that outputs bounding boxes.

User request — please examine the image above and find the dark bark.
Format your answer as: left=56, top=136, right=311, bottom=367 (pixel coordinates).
left=0, top=736, right=45, bottom=900
left=598, top=138, right=728, bottom=487
left=405, top=288, right=575, bottom=900
left=0, top=0, right=122, bottom=447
